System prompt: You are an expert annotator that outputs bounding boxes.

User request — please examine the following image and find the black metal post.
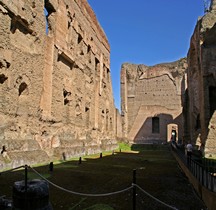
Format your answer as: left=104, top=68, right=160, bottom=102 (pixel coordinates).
left=25, top=165, right=28, bottom=210
left=79, top=157, right=82, bottom=164
left=49, top=162, right=54, bottom=172
left=25, top=165, right=28, bottom=192
left=133, top=169, right=136, bottom=210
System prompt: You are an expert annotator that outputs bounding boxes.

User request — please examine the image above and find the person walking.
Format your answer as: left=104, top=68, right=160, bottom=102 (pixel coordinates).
left=186, top=142, right=193, bottom=166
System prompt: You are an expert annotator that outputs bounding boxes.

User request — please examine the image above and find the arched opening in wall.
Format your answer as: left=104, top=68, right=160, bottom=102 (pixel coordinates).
left=0, top=74, right=8, bottom=84
left=18, top=82, right=28, bottom=96
left=209, top=86, right=216, bottom=118
left=152, top=117, right=160, bottom=133
left=167, top=124, right=178, bottom=143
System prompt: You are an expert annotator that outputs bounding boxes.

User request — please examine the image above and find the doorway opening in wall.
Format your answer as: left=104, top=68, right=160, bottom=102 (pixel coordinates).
left=171, top=130, right=177, bottom=142
left=152, top=117, right=159, bottom=133
left=167, top=124, right=178, bottom=143
left=209, top=86, right=216, bottom=118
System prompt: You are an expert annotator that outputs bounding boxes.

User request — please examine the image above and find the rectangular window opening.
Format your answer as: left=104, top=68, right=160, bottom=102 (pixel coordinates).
left=152, top=117, right=160, bottom=133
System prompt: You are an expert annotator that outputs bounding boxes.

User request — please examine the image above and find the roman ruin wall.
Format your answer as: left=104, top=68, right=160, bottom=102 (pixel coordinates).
left=121, top=59, right=187, bottom=143
left=186, top=0, right=216, bottom=157
left=0, top=0, right=117, bottom=169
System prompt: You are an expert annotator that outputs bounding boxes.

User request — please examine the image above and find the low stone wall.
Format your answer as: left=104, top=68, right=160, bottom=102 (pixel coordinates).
left=0, top=139, right=118, bottom=170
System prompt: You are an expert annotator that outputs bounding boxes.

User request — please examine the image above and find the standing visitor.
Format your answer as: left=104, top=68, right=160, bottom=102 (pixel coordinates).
left=186, top=142, right=193, bottom=166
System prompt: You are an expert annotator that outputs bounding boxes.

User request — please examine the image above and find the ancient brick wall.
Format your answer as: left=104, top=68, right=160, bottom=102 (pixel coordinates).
left=121, top=59, right=187, bottom=143
left=186, top=0, right=216, bottom=157
left=0, top=0, right=117, bottom=169
left=115, top=108, right=123, bottom=140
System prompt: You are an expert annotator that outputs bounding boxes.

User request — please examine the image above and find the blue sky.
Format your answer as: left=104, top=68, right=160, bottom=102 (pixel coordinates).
left=87, top=0, right=205, bottom=110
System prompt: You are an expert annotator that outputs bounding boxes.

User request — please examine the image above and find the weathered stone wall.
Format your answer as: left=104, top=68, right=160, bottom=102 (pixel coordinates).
left=115, top=108, right=123, bottom=141
left=121, top=59, right=187, bottom=143
left=0, top=0, right=117, bottom=169
left=186, top=0, right=216, bottom=157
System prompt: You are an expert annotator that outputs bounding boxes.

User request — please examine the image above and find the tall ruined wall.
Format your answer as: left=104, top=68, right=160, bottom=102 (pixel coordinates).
left=187, top=0, right=216, bottom=157
left=115, top=108, right=123, bottom=141
left=0, top=0, right=117, bottom=169
left=121, top=59, right=187, bottom=143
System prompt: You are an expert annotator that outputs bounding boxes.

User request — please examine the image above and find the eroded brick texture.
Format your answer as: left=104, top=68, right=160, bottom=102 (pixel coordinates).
left=186, top=0, right=216, bottom=157
left=0, top=0, right=117, bottom=169
left=121, top=59, right=187, bottom=143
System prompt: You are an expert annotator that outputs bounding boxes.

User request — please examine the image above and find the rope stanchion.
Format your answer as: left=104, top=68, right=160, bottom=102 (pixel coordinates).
left=0, top=165, right=25, bottom=175
left=29, top=166, right=133, bottom=197
left=134, top=184, right=179, bottom=210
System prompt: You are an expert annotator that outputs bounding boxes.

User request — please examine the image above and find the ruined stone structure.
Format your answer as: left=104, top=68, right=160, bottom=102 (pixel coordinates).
left=0, top=0, right=117, bottom=169
left=186, top=0, right=216, bottom=157
left=120, top=0, right=216, bottom=156
left=121, top=59, right=187, bottom=143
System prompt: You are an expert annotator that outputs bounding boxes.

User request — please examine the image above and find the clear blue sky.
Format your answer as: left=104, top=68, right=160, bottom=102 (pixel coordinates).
left=87, top=0, right=205, bottom=111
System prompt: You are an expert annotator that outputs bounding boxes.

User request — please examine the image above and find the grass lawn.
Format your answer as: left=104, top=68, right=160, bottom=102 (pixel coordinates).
left=0, top=144, right=207, bottom=210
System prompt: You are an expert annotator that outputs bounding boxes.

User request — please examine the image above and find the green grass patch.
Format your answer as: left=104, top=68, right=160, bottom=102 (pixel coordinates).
left=118, top=142, right=131, bottom=151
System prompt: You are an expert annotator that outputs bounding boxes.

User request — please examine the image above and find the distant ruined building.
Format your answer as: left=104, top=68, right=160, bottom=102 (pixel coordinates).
left=121, top=0, right=216, bottom=157
left=121, top=59, right=187, bottom=144
left=0, top=0, right=118, bottom=169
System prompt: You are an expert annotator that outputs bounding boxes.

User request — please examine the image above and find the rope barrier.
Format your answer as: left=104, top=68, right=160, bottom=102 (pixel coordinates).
left=0, top=165, right=25, bottom=175
left=0, top=165, right=179, bottom=209
left=29, top=166, right=133, bottom=197
left=134, top=184, right=179, bottom=210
